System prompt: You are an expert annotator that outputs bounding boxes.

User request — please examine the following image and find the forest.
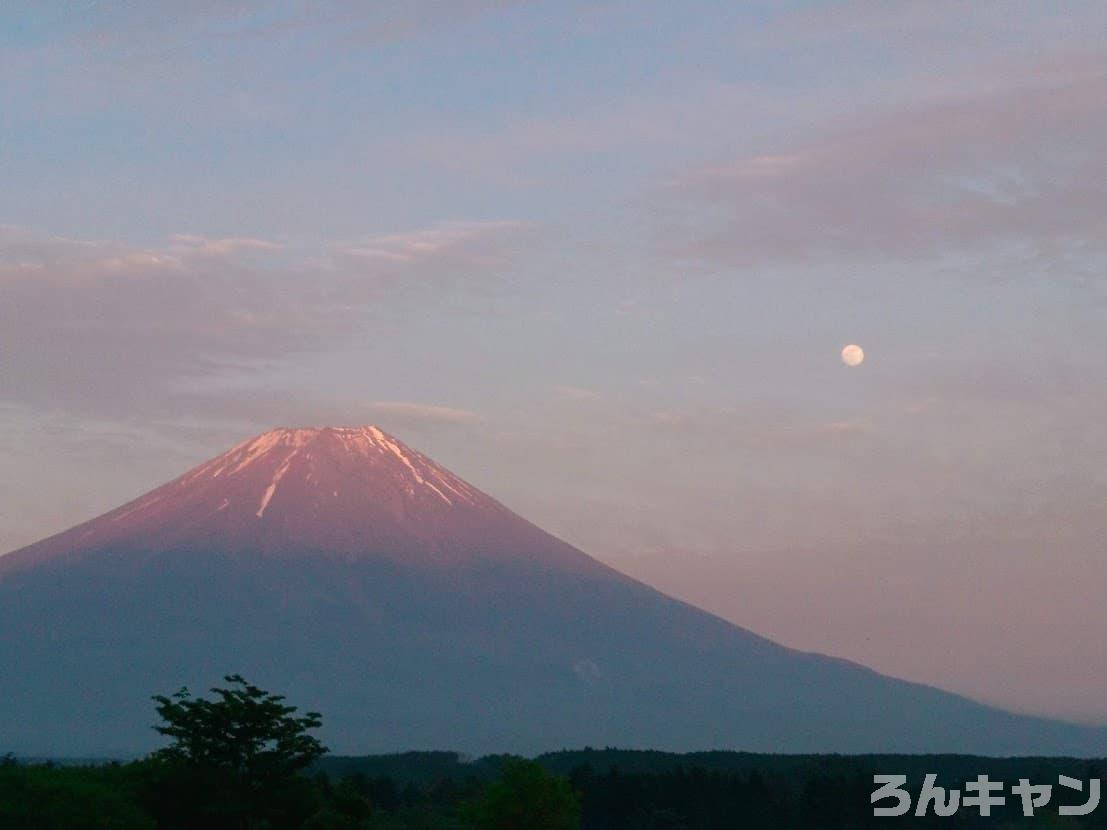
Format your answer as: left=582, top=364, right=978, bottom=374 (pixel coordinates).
left=2, top=677, right=1103, bottom=829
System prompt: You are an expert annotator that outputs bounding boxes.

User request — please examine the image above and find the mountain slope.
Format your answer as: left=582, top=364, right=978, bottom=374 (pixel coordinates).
left=0, top=426, right=609, bottom=575
left=0, top=427, right=1103, bottom=757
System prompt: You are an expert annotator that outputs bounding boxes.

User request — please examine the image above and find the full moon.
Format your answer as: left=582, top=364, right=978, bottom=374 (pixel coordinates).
left=841, top=344, right=865, bottom=367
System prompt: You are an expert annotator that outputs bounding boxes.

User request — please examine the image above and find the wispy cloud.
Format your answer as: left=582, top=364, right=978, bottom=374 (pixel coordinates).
left=168, top=234, right=283, bottom=257
left=334, top=221, right=523, bottom=265
left=657, top=53, right=1107, bottom=268
left=552, top=385, right=601, bottom=402
left=648, top=406, right=869, bottom=452
left=0, top=226, right=182, bottom=280
left=364, top=401, right=481, bottom=425
left=0, top=222, right=525, bottom=418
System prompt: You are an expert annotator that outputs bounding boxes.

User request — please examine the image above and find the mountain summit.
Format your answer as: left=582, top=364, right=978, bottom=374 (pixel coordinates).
left=0, top=426, right=604, bottom=576
left=1, top=428, right=1103, bottom=757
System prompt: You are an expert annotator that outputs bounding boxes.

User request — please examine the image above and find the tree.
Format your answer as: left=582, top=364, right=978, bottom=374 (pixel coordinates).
left=464, top=759, right=580, bottom=830
left=0, top=761, right=154, bottom=830
left=148, top=674, right=327, bottom=830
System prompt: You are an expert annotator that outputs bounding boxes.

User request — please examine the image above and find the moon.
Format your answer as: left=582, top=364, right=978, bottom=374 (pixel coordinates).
left=841, top=344, right=865, bottom=367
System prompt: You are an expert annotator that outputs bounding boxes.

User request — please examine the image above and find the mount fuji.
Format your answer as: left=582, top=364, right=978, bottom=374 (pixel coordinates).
left=0, top=426, right=1102, bottom=757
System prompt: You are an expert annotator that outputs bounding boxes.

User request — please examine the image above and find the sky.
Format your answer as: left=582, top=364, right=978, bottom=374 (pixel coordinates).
left=2, top=1, right=1106, bottom=724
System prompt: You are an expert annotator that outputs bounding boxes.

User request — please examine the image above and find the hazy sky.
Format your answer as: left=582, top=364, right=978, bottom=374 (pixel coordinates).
left=2, top=2, right=1106, bottom=724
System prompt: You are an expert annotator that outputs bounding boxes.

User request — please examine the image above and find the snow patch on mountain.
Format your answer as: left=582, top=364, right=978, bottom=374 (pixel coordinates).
left=256, top=450, right=298, bottom=518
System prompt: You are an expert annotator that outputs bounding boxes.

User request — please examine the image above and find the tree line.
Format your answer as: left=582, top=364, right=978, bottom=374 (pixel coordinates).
left=1, top=675, right=1102, bottom=828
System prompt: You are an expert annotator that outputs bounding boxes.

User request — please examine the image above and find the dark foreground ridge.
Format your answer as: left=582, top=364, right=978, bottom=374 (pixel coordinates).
left=1, top=427, right=1105, bottom=757
left=6, top=749, right=1107, bottom=829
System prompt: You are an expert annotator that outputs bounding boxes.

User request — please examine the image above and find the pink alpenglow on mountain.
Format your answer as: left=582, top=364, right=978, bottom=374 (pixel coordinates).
left=0, top=426, right=1103, bottom=757
left=0, top=427, right=604, bottom=575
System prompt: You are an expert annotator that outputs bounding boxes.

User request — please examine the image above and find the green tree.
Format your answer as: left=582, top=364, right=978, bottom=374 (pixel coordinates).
left=464, top=759, right=580, bottom=830
left=0, top=760, right=154, bottom=830
left=148, top=674, right=327, bottom=830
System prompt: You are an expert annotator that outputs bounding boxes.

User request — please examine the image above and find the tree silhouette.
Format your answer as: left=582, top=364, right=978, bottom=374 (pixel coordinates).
left=464, top=759, right=580, bottom=830
left=149, top=674, right=326, bottom=830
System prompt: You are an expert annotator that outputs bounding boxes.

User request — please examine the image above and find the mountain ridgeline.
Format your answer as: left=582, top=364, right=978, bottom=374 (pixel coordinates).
left=0, top=426, right=1102, bottom=757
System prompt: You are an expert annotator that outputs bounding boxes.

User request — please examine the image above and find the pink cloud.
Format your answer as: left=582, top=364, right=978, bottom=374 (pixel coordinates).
left=658, top=54, right=1107, bottom=267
